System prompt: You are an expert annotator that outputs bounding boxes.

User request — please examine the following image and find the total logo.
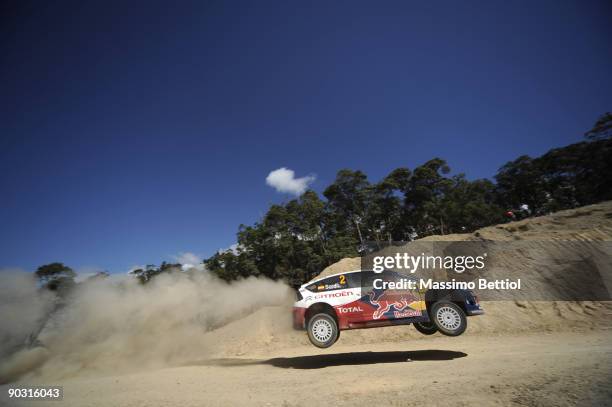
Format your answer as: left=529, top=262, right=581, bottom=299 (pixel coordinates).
left=337, top=306, right=363, bottom=314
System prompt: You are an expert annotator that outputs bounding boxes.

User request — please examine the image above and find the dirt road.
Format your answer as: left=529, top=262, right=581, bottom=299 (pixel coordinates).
left=5, top=330, right=610, bottom=407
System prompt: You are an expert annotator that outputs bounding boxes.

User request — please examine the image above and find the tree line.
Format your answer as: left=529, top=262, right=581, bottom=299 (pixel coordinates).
left=33, top=113, right=612, bottom=289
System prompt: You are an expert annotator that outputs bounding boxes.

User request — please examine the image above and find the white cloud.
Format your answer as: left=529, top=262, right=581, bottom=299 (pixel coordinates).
left=218, top=243, right=240, bottom=255
left=174, top=252, right=202, bottom=265
left=265, top=167, right=315, bottom=196
left=173, top=252, right=205, bottom=271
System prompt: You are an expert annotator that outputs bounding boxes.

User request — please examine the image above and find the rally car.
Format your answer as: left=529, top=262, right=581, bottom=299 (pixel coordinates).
left=293, top=269, right=484, bottom=348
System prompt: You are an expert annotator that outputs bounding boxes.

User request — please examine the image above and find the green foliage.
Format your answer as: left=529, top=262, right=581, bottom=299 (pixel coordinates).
left=131, top=262, right=182, bottom=284
left=496, top=138, right=612, bottom=213
left=323, top=169, right=371, bottom=246
left=585, top=112, right=612, bottom=140
left=35, top=262, right=76, bottom=281
left=35, top=262, right=76, bottom=292
left=495, top=155, right=546, bottom=210
left=436, top=176, right=504, bottom=232
left=208, top=191, right=343, bottom=286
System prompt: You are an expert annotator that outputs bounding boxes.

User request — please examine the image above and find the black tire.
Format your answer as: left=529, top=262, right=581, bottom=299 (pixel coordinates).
left=430, top=301, right=467, bottom=336
left=307, top=313, right=338, bottom=348
left=413, top=321, right=438, bottom=335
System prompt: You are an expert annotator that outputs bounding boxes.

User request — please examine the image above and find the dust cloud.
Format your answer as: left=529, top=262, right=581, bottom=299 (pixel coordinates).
left=0, top=270, right=293, bottom=383
left=0, top=272, right=55, bottom=358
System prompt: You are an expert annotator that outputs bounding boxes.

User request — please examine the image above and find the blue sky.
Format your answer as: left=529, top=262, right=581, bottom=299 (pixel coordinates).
left=1, top=1, right=611, bottom=273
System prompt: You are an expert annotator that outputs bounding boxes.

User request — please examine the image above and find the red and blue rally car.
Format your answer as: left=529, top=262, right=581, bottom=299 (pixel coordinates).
left=293, top=269, right=484, bottom=348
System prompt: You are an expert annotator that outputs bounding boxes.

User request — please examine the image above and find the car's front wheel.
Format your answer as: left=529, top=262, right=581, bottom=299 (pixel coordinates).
left=307, top=313, right=338, bottom=348
left=431, top=301, right=467, bottom=336
left=413, top=321, right=438, bottom=335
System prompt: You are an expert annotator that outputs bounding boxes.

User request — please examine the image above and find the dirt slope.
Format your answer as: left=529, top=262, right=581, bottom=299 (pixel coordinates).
left=315, top=201, right=612, bottom=281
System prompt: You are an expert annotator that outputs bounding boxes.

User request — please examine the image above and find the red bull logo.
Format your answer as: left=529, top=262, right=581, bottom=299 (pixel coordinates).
left=368, top=289, right=418, bottom=320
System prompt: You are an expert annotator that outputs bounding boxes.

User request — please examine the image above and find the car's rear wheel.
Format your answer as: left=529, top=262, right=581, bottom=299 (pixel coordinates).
left=414, top=321, right=438, bottom=335
left=307, top=313, right=338, bottom=348
left=431, top=301, right=467, bottom=336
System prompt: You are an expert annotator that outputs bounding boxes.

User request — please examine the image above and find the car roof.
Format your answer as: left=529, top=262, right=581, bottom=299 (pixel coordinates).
left=302, top=268, right=410, bottom=287
left=302, top=270, right=365, bottom=287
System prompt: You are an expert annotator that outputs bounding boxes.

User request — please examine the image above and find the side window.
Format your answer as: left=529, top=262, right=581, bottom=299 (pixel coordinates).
left=361, top=270, right=377, bottom=287
left=346, top=272, right=362, bottom=288
left=381, top=270, right=407, bottom=283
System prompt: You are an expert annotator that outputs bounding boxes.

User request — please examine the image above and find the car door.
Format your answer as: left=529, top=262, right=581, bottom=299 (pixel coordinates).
left=362, top=270, right=424, bottom=321
left=340, top=271, right=369, bottom=322
left=308, top=272, right=364, bottom=324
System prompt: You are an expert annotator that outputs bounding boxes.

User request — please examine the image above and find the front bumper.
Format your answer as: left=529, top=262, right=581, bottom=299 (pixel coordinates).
left=466, top=308, right=485, bottom=316
left=292, top=307, right=306, bottom=330
left=465, top=292, right=484, bottom=316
